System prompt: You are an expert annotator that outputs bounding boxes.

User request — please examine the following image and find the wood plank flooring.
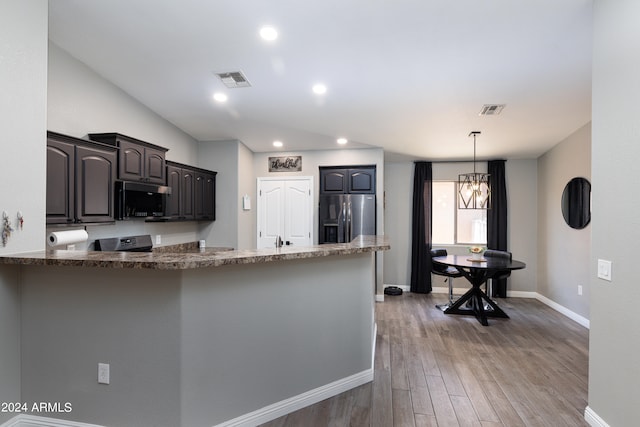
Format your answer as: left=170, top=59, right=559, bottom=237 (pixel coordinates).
left=260, top=292, right=589, bottom=427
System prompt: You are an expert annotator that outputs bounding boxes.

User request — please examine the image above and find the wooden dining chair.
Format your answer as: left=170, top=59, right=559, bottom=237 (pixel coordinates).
left=431, top=248, right=463, bottom=311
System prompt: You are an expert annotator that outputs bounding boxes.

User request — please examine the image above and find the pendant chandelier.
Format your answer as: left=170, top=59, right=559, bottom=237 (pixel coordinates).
left=458, top=131, right=491, bottom=209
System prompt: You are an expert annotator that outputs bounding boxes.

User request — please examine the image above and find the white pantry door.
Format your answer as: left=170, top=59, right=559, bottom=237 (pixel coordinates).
left=257, top=177, right=313, bottom=249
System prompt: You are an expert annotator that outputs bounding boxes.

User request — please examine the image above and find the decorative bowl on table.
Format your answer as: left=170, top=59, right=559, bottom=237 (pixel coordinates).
left=468, top=246, right=485, bottom=261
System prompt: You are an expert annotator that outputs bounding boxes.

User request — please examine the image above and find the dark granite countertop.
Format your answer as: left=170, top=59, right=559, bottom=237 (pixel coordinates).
left=0, top=235, right=389, bottom=270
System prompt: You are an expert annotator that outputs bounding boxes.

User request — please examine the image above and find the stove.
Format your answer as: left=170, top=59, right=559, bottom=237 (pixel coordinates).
left=94, top=235, right=153, bottom=252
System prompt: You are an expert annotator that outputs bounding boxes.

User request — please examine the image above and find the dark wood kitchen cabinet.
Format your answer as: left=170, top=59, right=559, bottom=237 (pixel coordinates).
left=47, top=131, right=117, bottom=224
left=194, top=170, right=217, bottom=220
left=88, top=133, right=168, bottom=184
left=46, top=137, right=75, bottom=224
left=319, top=166, right=376, bottom=194
left=166, top=162, right=195, bottom=220
left=166, top=161, right=216, bottom=221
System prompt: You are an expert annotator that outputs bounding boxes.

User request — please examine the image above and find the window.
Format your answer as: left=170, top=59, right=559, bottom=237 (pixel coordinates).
left=432, top=181, right=487, bottom=245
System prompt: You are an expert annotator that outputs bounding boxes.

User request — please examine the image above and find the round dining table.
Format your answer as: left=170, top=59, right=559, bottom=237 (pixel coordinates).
left=432, top=254, right=526, bottom=326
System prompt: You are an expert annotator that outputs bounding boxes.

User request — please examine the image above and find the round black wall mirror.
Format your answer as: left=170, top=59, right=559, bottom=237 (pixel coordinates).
left=561, top=177, right=591, bottom=229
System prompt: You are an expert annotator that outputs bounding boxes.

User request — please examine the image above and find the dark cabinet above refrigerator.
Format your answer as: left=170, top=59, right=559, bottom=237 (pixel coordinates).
left=319, top=166, right=376, bottom=194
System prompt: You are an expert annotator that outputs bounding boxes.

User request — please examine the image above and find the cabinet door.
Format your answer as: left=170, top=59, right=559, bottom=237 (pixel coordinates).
left=195, top=172, right=216, bottom=220
left=181, top=169, right=195, bottom=220
left=118, top=140, right=145, bottom=182
left=145, top=147, right=166, bottom=184
left=46, top=140, right=75, bottom=224
left=348, top=168, right=376, bottom=194
left=320, top=168, right=348, bottom=193
left=75, top=145, right=116, bottom=223
left=203, top=173, right=216, bottom=220
left=165, top=165, right=182, bottom=218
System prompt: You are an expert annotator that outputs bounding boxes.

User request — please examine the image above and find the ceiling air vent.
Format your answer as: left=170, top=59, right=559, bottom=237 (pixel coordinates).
left=479, top=104, right=505, bottom=116
left=215, top=71, right=251, bottom=88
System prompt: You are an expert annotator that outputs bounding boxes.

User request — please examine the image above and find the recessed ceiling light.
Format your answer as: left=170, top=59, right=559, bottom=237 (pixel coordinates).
left=273, top=140, right=283, bottom=148
left=260, top=26, right=278, bottom=41
left=312, top=84, right=327, bottom=95
left=213, top=92, right=228, bottom=103
left=337, top=138, right=348, bottom=145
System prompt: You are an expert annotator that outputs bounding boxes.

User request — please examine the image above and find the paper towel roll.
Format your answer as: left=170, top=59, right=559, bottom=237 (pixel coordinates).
left=48, top=230, right=89, bottom=247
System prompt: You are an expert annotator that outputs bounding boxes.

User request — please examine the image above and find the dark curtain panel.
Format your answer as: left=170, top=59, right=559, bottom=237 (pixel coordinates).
left=410, top=162, right=433, bottom=293
left=487, top=160, right=508, bottom=297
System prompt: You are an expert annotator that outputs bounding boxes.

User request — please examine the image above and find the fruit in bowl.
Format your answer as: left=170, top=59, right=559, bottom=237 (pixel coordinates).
left=468, top=246, right=485, bottom=260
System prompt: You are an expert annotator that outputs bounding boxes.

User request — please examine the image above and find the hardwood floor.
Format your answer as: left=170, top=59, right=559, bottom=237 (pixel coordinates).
left=260, top=292, right=589, bottom=427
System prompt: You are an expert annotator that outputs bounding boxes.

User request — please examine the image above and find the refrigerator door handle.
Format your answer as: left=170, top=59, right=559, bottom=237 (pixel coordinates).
left=342, top=202, right=347, bottom=243
left=347, top=202, right=352, bottom=242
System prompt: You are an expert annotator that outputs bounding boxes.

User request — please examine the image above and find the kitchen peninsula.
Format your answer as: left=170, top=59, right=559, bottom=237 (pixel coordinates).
left=0, top=236, right=388, bottom=427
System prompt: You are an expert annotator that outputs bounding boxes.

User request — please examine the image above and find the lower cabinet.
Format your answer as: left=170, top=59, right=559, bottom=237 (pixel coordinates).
left=47, top=131, right=117, bottom=225
left=166, top=161, right=216, bottom=221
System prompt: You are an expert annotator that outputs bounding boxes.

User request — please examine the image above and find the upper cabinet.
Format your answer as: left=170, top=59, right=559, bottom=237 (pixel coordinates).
left=47, top=131, right=117, bottom=224
left=166, top=161, right=216, bottom=221
left=319, top=166, right=376, bottom=194
left=88, top=133, right=168, bottom=184
left=195, top=169, right=217, bottom=220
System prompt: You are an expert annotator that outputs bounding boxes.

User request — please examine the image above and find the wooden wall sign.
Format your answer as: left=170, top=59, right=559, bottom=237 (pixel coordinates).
left=269, top=156, right=302, bottom=172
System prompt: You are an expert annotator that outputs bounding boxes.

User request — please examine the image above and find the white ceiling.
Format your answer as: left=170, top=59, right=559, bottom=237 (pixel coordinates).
left=48, top=0, right=593, bottom=161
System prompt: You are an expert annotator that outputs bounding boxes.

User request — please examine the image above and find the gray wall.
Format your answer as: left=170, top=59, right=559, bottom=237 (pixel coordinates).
left=180, top=254, right=374, bottom=425
left=538, top=123, right=591, bottom=319
left=589, top=0, right=640, bottom=424
left=198, top=140, right=242, bottom=249
left=383, top=159, right=538, bottom=294
left=197, top=139, right=256, bottom=250
left=20, top=267, right=182, bottom=427
left=0, top=1, right=48, bottom=420
left=382, top=162, right=413, bottom=288
left=0, top=0, right=47, bottom=256
left=47, top=42, right=209, bottom=249
left=18, top=253, right=375, bottom=426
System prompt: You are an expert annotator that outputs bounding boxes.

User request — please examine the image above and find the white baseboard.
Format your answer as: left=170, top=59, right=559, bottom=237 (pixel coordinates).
left=215, top=322, right=377, bottom=426
left=2, top=368, right=374, bottom=427
left=398, top=286, right=590, bottom=329
left=584, top=406, right=610, bottom=427
left=0, top=415, right=104, bottom=427
left=535, top=293, right=590, bottom=328
left=214, top=369, right=374, bottom=427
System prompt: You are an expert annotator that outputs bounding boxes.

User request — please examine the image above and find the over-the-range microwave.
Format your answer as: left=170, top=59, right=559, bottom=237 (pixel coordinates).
left=115, top=181, right=171, bottom=220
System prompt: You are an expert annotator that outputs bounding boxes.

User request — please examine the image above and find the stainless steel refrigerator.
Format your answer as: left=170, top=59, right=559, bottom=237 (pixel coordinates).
left=319, top=194, right=376, bottom=243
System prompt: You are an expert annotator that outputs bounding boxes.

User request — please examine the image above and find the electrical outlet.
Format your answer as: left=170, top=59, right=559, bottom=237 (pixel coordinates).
left=155, top=235, right=161, bottom=245
left=98, top=363, right=110, bottom=385
left=578, top=285, right=583, bottom=296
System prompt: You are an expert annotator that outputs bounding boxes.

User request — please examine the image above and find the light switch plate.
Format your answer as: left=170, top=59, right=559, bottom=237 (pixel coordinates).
left=98, top=363, right=110, bottom=384
left=597, top=259, right=612, bottom=281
